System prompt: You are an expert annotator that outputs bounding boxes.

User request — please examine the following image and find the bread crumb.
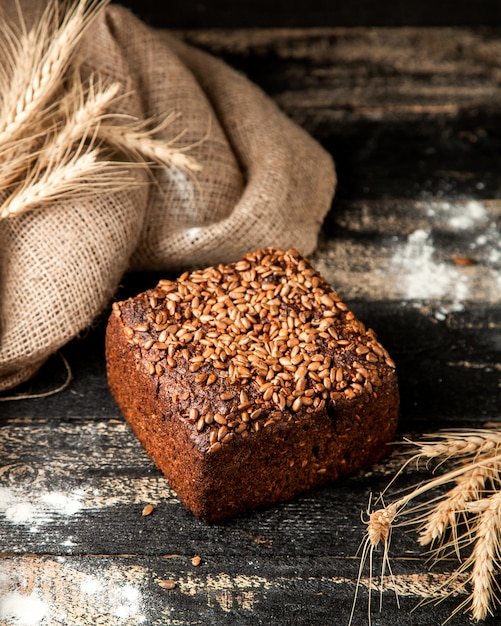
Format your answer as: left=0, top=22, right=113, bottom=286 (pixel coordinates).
left=191, top=555, right=202, bottom=567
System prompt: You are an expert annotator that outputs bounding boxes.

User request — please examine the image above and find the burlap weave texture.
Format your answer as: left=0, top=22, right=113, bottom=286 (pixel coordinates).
left=0, top=3, right=335, bottom=391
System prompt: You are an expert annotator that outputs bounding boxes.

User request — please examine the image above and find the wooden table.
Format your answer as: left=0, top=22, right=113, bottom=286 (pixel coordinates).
left=1, top=24, right=501, bottom=625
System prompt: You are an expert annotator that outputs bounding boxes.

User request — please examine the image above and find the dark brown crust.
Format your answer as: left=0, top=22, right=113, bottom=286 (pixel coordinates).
left=105, top=248, right=399, bottom=522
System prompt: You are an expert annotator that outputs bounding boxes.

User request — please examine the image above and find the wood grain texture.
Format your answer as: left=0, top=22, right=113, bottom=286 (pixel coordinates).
left=0, top=420, right=403, bottom=557
left=177, top=27, right=501, bottom=113
left=1, top=24, right=501, bottom=626
left=0, top=554, right=468, bottom=625
left=115, top=0, right=501, bottom=28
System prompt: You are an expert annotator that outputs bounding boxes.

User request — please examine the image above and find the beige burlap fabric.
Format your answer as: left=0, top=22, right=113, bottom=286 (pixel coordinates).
left=0, top=2, right=335, bottom=392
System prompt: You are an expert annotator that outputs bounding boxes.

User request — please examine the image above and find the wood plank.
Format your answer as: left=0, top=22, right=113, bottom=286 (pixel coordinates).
left=1, top=419, right=499, bottom=561
left=0, top=554, right=468, bottom=626
left=1, top=23, right=500, bottom=626
left=176, top=27, right=501, bottom=115
left=0, top=419, right=406, bottom=557
left=173, top=28, right=501, bottom=207
left=316, top=199, right=501, bottom=303
left=115, top=0, right=501, bottom=28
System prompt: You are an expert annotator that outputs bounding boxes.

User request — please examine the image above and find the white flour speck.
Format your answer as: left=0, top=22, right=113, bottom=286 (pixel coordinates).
left=0, top=592, right=48, bottom=626
left=4, top=502, right=35, bottom=525
left=80, top=577, right=101, bottom=595
left=61, top=538, right=77, bottom=547
left=0, top=486, right=83, bottom=527
left=389, top=229, right=469, bottom=311
left=121, top=584, right=140, bottom=602
left=185, top=226, right=202, bottom=243
left=448, top=200, right=487, bottom=229
left=424, top=199, right=488, bottom=230
left=41, top=492, right=83, bottom=515
left=165, top=166, right=196, bottom=211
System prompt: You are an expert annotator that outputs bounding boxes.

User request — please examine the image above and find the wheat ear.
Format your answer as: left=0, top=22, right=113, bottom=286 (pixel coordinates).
left=354, top=437, right=501, bottom=623
left=0, top=148, right=134, bottom=220
left=0, top=76, right=121, bottom=194
left=40, top=80, right=121, bottom=167
left=97, top=123, right=203, bottom=172
left=418, top=464, right=494, bottom=550
left=467, top=491, right=501, bottom=621
left=0, top=1, right=201, bottom=223
left=411, top=429, right=501, bottom=462
left=349, top=500, right=400, bottom=626
left=0, top=0, right=108, bottom=149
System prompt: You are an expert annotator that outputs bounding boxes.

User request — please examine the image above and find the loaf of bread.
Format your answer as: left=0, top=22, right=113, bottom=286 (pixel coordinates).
left=106, top=248, right=399, bottom=521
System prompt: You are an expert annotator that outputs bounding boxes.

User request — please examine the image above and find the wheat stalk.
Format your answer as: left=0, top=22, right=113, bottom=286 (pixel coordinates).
left=353, top=429, right=501, bottom=624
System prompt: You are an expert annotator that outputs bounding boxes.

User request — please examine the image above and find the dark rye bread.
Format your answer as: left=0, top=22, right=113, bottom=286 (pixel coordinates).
left=106, top=248, right=399, bottom=522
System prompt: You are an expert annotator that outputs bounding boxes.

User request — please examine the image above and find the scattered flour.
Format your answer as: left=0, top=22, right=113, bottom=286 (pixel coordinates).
left=1, top=561, right=148, bottom=625
left=0, top=486, right=84, bottom=527
left=40, top=492, right=84, bottom=516
left=114, top=584, right=142, bottom=619
left=384, top=199, right=500, bottom=318
left=185, top=226, right=202, bottom=244
left=0, top=592, right=48, bottom=626
left=165, top=166, right=197, bottom=212
left=424, top=199, right=488, bottom=230
left=3, top=501, right=35, bottom=525
left=80, top=577, right=102, bottom=595
left=389, top=228, right=469, bottom=309
left=0, top=469, right=177, bottom=531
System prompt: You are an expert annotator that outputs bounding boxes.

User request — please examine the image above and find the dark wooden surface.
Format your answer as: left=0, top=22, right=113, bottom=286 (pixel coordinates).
left=1, top=23, right=501, bottom=626
left=116, top=0, right=501, bottom=28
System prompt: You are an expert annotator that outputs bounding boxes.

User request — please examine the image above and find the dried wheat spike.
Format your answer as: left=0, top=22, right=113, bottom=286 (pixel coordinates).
left=468, top=491, right=501, bottom=621
left=0, top=0, right=106, bottom=148
left=418, top=464, right=495, bottom=549
left=41, top=79, right=121, bottom=167
left=367, top=503, right=398, bottom=547
left=0, top=149, right=133, bottom=219
left=354, top=428, right=501, bottom=624
left=415, top=429, right=501, bottom=461
left=97, top=123, right=203, bottom=172
left=0, top=0, right=201, bottom=222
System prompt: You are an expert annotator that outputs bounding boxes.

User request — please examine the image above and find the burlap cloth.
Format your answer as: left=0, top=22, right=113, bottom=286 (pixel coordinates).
left=0, top=2, right=335, bottom=392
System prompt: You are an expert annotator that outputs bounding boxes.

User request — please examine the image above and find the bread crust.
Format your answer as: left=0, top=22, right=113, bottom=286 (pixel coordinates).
left=106, top=248, right=399, bottom=521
